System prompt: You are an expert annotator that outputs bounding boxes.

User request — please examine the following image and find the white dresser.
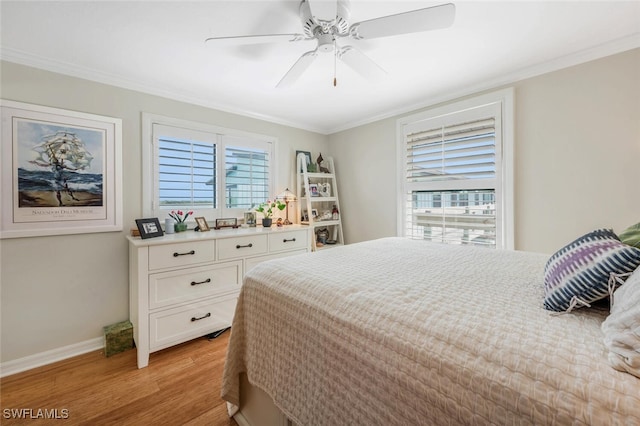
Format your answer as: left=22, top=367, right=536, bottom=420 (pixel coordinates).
left=127, top=225, right=310, bottom=368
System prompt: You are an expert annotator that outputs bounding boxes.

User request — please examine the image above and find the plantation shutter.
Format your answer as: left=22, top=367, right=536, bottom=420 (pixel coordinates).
left=402, top=104, right=501, bottom=247
left=157, top=135, right=216, bottom=210
left=406, top=118, right=496, bottom=182
left=224, top=138, right=271, bottom=209
left=147, top=117, right=276, bottom=221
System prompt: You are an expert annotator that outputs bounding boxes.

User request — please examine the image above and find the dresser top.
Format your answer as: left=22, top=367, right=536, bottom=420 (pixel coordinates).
left=127, top=224, right=309, bottom=248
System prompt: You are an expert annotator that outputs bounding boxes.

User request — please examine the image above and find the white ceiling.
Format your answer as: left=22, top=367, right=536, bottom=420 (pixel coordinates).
left=1, top=1, right=639, bottom=134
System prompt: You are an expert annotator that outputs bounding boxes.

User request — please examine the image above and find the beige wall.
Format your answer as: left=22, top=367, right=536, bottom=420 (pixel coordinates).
left=0, top=61, right=328, bottom=363
left=328, top=48, right=640, bottom=253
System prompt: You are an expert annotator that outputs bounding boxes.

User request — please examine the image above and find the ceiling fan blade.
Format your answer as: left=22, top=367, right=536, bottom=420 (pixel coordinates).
left=349, top=3, right=455, bottom=40
left=307, top=0, right=337, bottom=22
left=337, top=46, right=386, bottom=80
left=276, top=50, right=318, bottom=88
left=205, top=33, right=307, bottom=46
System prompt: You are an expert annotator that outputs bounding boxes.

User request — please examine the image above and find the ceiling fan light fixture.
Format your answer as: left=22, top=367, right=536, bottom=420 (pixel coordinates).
left=317, top=33, right=335, bottom=52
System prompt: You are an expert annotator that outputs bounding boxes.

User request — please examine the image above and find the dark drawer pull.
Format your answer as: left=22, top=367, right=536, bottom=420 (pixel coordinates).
left=191, top=278, right=211, bottom=286
left=191, top=313, right=211, bottom=322
left=236, top=243, right=253, bottom=249
left=173, top=250, right=195, bottom=257
left=283, top=238, right=296, bottom=243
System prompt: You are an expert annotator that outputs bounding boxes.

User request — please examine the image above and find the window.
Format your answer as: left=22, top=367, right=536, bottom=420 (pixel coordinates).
left=143, top=114, right=276, bottom=220
left=397, top=89, right=514, bottom=249
left=224, top=136, right=270, bottom=209
left=157, top=133, right=216, bottom=209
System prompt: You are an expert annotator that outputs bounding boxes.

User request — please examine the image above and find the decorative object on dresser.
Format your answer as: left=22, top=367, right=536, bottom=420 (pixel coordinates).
left=135, top=218, right=164, bottom=239
left=194, top=217, right=210, bottom=232
left=169, top=210, right=192, bottom=233
left=255, top=199, right=286, bottom=228
left=127, top=225, right=311, bottom=368
left=243, top=211, right=256, bottom=227
left=214, top=218, right=238, bottom=230
left=164, top=218, right=175, bottom=234
left=275, top=188, right=297, bottom=225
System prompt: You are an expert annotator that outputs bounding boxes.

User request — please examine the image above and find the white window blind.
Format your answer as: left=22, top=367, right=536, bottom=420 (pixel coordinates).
left=406, top=118, right=496, bottom=182
left=225, top=146, right=269, bottom=209
left=143, top=115, right=276, bottom=221
left=398, top=90, right=514, bottom=249
left=158, top=137, right=216, bottom=209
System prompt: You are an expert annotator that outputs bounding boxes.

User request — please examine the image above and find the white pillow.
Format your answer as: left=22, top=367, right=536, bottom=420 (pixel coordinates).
left=601, top=267, right=640, bottom=378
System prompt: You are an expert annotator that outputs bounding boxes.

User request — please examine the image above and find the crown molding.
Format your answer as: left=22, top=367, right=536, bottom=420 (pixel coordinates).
left=2, top=33, right=639, bottom=136
left=329, top=34, right=640, bottom=135
left=0, top=47, right=328, bottom=135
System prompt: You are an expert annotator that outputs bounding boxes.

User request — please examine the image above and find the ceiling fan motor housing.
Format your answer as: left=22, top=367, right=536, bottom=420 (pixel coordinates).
left=316, top=33, right=335, bottom=52
left=300, top=0, right=351, bottom=52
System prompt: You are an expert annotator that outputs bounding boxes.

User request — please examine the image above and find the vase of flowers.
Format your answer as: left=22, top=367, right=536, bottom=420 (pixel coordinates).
left=169, top=210, right=192, bottom=232
left=255, top=200, right=285, bottom=228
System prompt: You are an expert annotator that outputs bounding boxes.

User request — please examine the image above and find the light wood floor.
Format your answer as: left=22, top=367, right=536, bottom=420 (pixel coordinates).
left=1, top=331, right=238, bottom=426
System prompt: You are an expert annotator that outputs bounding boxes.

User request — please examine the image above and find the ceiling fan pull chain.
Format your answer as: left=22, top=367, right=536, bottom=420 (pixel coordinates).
left=333, top=40, right=337, bottom=87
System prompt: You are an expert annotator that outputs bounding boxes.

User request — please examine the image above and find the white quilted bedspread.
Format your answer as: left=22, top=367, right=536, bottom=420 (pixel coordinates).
left=221, top=238, right=640, bottom=425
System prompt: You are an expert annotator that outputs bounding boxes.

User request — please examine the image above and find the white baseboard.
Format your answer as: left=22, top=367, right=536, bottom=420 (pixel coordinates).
left=0, top=337, right=104, bottom=378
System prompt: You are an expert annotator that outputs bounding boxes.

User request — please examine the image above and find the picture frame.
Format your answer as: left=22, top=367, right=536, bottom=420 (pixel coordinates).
left=311, top=209, right=319, bottom=219
left=318, top=182, right=331, bottom=197
left=135, top=218, right=164, bottom=239
left=243, top=211, right=256, bottom=227
left=296, top=150, right=312, bottom=172
left=308, top=183, right=319, bottom=197
left=1, top=100, right=122, bottom=239
left=194, top=216, right=210, bottom=232
left=214, top=217, right=239, bottom=230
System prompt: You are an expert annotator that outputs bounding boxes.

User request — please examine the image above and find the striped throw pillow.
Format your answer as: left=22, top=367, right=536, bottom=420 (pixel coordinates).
left=543, top=229, right=640, bottom=312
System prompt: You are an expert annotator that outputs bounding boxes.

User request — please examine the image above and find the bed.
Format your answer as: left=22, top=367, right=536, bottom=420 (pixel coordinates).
left=221, top=237, right=640, bottom=425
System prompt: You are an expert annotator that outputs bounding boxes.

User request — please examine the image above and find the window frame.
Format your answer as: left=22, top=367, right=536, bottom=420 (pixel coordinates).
left=396, top=88, right=514, bottom=249
left=142, top=113, right=277, bottom=221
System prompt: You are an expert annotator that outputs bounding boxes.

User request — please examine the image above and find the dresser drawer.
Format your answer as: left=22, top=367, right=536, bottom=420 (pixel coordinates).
left=217, top=235, right=268, bottom=260
left=149, top=295, right=237, bottom=350
left=149, top=261, right=241, bottom=310
left=148, top=240, right=214, bottom=271
left=268, top=230, right=309, bottom=253
left=245, top=249, right=308, bottom=275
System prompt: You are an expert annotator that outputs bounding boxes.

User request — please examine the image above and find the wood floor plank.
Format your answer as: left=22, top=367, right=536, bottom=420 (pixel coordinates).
left=0, top=332, right=238, bottom=426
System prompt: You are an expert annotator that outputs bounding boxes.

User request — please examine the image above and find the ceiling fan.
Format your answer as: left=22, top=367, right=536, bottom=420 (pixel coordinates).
left=205, top=1, right=455, bottom=88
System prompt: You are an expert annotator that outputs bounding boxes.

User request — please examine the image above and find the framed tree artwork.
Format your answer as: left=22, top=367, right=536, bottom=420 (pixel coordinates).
left=0, top=100, right=122, bottom=238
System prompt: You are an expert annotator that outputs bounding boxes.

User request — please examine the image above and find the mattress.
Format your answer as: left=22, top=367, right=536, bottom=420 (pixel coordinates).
left=221, top=237, right=640, bottom=425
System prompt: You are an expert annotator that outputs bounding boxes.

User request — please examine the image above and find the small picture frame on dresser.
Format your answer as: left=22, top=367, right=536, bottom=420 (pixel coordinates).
left=214, top=217, right=239, bottom=230
left=194, top=217, right=210, bottom=232
left=135, top=218, right=164, bottom=239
